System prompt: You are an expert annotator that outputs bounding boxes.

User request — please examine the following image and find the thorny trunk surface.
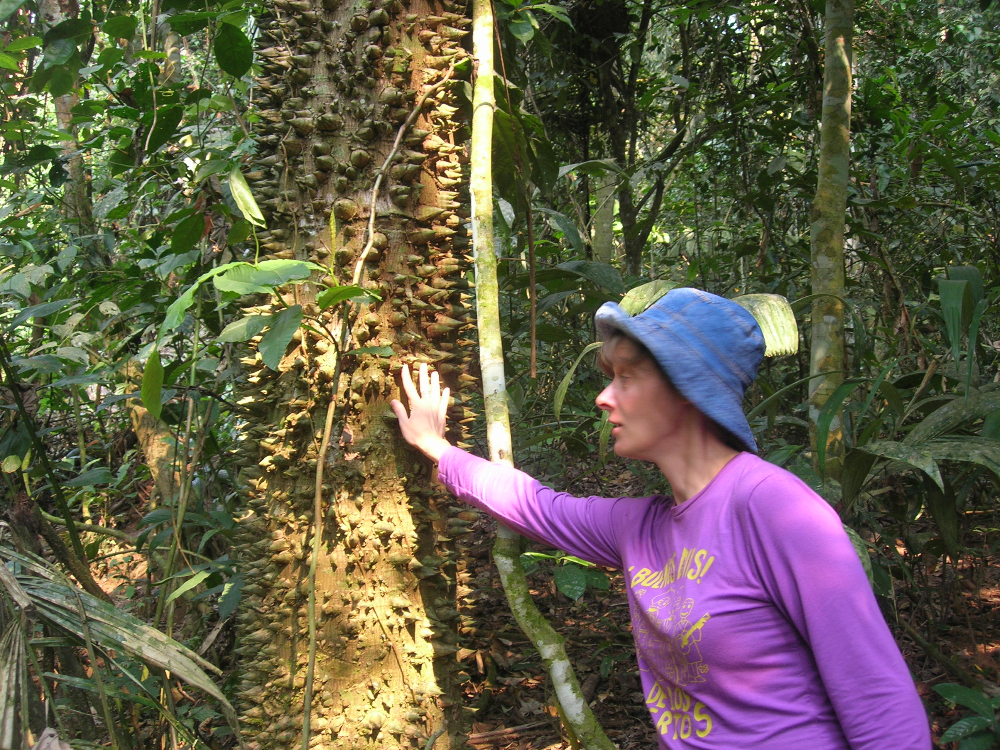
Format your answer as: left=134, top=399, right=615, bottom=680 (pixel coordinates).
left=230, top=2, right=477, bottom=748
left=808, top=0, right=852, bottom=481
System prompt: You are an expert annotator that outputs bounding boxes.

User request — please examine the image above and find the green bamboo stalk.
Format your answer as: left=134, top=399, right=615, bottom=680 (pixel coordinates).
left=808, top=0, right=853, bottom=482
left=471, top=2, right=614, bottom=747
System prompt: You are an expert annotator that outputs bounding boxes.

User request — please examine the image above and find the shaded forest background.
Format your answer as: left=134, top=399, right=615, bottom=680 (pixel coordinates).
left=1, top=0, right=999, bottom=747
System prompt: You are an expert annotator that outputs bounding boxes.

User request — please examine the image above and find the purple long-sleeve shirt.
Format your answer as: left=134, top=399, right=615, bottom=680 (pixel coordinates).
left=438, top=447, right=930, bottom=749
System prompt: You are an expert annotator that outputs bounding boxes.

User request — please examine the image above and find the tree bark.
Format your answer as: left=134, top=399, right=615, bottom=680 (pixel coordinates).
left=231, top=3, right=475, bottom=749
left=592, top=171, right=616, bottom=265
left=808, top=0, right=853, bottom=481
left=36, top=0, right=95, bottom=245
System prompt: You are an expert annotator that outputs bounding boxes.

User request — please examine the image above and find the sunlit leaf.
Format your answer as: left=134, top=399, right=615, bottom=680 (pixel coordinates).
left=228, top=165, right=265, bottom=227
left=217, top=315, right=269, bottom=343
left=258, top=305, right=302, bottom=370
left=732, top=293, right=799, bottom=356
left=856, top=438, right=944, bottom=490
left=316, top=284, right=373, bottom=309
left=619, top=280, right=681, bottom=316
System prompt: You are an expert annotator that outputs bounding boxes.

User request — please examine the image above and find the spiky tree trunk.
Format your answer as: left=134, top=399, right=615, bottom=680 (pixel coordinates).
left=808, top=0, right=852, bottom=481
left=230, top=3, right=476, bottom=749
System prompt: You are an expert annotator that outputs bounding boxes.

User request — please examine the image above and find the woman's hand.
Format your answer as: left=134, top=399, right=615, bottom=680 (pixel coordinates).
left=390, top=363, right=453, bottom=462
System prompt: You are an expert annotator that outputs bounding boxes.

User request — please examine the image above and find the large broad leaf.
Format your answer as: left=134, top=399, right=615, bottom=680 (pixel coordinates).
left=553, top=564, right=588, bottom=601
left=170, top=213, right=206, bottom=255
left=258, top=305, right=302, bottom=370
left=217, top=314, right=269, bottom=343
left=214, top=22, right=252, bottom=78
left=316, top=284, right=372, bottom=309
left=933, top=683, right=1000, bottom=719
left=0, top=0, right=26, bottom=22
left=925, top=437, right=1000, bottom=480
left=904, top=386, right=1000, bottom=444
left=938, top=277, right=972, bottom=365
left=553, top=342, right=601, bottom=422
left=619, top=280, right=680, bottom=316
left=1, top=547, right=239, bottom=736
left=141, top=349, right=164, bottom=420
left=228, top=165, right=265, bottom=227
left=536, top=208, right=584, bottom=255
left=945, top=266, right=985, bottom=307
left=814, top=379, right=866, bottom=474
left=732, top=294, right=799, bottom=357
left=213, top=259, right=314, bottom=295
left=922, top=475, right=959, bottom=560
left=939, top=716, right=992, bottom=743
left=557, top=260, right=624, bottom=295
left=854, top=439, right=944, bottom=490
left=145, top=105, right=184, bottom=154
left=841, top=448, right=878, bottom=510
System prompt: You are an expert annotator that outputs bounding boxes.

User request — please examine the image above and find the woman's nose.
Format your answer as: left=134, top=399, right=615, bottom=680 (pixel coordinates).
left=595, top=383, right=614, bottom=412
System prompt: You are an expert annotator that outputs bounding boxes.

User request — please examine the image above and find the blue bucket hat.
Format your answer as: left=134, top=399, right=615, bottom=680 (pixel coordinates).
left=594, top=288, right=765, bottom=454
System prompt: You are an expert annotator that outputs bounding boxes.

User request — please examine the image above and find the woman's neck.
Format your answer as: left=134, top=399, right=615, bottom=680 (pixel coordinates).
left=653, top=417, right=740, bottom=503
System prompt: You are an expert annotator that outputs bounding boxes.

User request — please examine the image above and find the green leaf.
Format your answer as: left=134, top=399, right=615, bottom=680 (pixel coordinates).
left=217, top=315, right=269, bottom=343
left=7, top=299, right=75, bottom=331
left=316, top=284, right=372, bottom=309
left=228, top=165, right=265, bottom=227
left=258, top=305, right=302, bottom=370
left=64, top=468, right=112, bottom=487
left=104, top=16, right=137, bottom=40
left=925, top=437, right=1000, bottom=480
left=145, top=105, right=184, bottom=154
left=940, top=716, right=993, bottom=743
left=553, top=564, right=588, bottom=601
left=842, top=525, right=873, bottom=587
left=213, top=259, right=314, bottom=295
left=349, top=345, right=394, bottom=357
left=554, top=342, right=602, bottom=422
left=47, top=63, right=78, bottom=97
left=44, top=18, right=92, bottom=41
left=856, top=439, right=944, bottom=490
left=170, top=213, right=205, bottom=255
left=0, top=0, right=26, bottom=22
left=214, top=23, right=252, bottom=78
left=815, top=379, right=865, bottom=474
left=166, top=570, right=211, bottom=605
left=732, top=294, right=799, bottom=357
left=619, top=280, right=681, bottom=316
left=0, top=52, right=19, bottom=71
left=227, top=219, right=251, bottom=246
left=141, top=350, right=164, bottom=420
left=938, top=278, right=972, bottom=363
left=557, top=260, right=624, bottom=295
left=841, top=448, right=877, bottom=510
left=933, top=684, right=999, bottom=719
left=536, top=208, right=584, bottom=254
left=957, top=731, right=998, bottom=750
left=582, top=567, right=610, bottom=591
left=5, top=36, right=41, bottom=51
left=905, top=388, right=1000, bottom=445
left=217, top=575, right=243, bottom=620
left=946, top=266, right=985, bottom=306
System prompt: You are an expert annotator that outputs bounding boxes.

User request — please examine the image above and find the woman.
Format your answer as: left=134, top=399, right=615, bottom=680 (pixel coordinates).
left=391, top=288, right=930, bottom=749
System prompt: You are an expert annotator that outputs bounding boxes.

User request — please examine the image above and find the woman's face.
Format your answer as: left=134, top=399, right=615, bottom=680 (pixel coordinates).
left=595, top=338, right=693, bottom=462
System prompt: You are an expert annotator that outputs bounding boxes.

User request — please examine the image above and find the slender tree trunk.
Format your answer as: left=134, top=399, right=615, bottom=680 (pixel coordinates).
left=808, top=0, right=853, bottom=480
left=471, top=4, right=614, bottom=747
left=592, top=171, right=616, bottom=265
left=37, top=0, right=94, bottom=245
left=231, top=3, right=475, bottom=749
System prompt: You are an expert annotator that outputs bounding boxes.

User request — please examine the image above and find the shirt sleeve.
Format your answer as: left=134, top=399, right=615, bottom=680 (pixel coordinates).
left=744, top=473, right=931, bottom=750
left=437, top=446, right=638, bottom=569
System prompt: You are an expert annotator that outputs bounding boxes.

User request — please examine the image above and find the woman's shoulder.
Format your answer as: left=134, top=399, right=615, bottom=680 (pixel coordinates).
left=725, top=453, right=838, bottom=522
